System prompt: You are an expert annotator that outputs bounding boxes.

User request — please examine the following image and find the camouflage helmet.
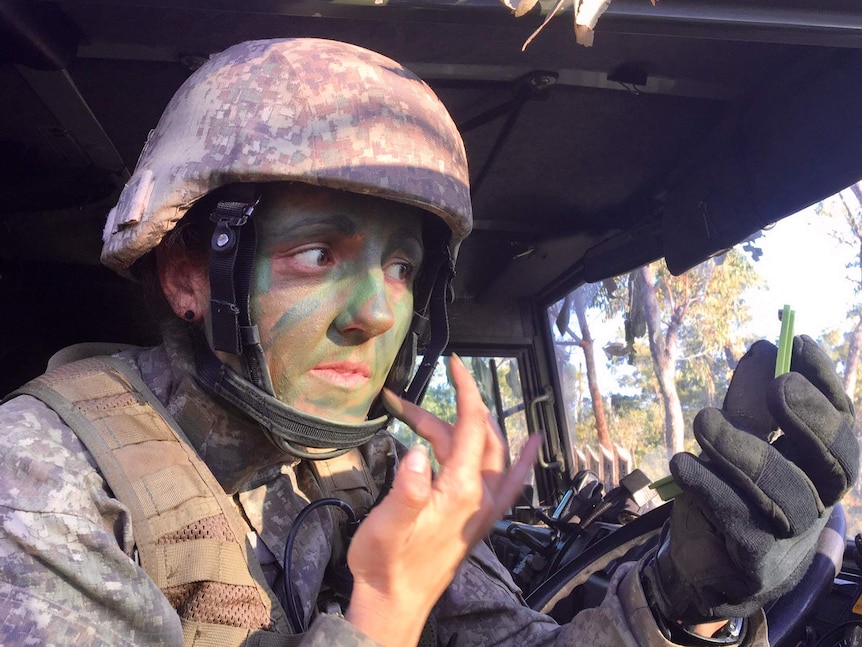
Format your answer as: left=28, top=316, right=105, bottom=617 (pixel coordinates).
left=101, top=38, right=472, bottom=272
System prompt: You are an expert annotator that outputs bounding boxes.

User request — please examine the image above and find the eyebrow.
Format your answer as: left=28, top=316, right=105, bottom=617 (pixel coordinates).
left=265, top=213, right=359, bottom=240
left=262, top=211, right=423, bottom=262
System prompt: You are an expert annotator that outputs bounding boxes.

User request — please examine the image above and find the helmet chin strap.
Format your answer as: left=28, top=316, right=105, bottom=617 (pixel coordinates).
left=193, top=339, right=388, bottom=460
left=403, top=246, right=455, bottom=404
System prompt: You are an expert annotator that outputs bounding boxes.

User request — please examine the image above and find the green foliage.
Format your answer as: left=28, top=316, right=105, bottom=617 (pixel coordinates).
left=422, top=379, right=458, bottom=424
left=656, top=249, right=763, bottom=399
left=549, top=245, right=764, bottom=467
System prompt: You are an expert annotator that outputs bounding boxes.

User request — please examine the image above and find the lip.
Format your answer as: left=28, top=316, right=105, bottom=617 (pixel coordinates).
left=309, top=361, right=372, bottom=388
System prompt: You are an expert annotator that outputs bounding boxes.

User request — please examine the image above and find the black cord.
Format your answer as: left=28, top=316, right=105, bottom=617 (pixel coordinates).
left=814, top=621, right=862, bottom=647
left=283, top=498, right=358, bottom=633
left=578, top=490, right=622, bottom=529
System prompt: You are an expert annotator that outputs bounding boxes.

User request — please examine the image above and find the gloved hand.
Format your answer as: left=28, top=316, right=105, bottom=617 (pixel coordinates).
left=643, top=335, right=859, bottom=624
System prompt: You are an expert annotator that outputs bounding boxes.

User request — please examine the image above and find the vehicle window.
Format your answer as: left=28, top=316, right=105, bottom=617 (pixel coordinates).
left=390, top=355, right=536, bottom=501
left=547, top=180, right=862, bottom=536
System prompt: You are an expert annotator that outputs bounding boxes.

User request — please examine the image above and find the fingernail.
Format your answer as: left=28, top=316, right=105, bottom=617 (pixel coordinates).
left=404, top=445, right=428, bottom=473
left=451, top=352, right=464, bottom=369
left=381, top=388, right=404, bottom=417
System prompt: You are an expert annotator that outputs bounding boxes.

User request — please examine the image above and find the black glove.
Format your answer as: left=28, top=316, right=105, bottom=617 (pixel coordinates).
left=643, top=335, right=859, bottom=623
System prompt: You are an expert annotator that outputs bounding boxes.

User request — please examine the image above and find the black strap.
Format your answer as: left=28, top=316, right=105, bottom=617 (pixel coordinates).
left=208, top=188, right=260, bottom=356
left=403, top=247, right=455, bottom=405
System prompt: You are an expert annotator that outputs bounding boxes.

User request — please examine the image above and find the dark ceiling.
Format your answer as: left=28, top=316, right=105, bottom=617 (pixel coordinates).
left=1, top=0, right=862, bottom=390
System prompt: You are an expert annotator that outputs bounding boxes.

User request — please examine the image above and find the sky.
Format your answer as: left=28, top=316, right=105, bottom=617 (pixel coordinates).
left=744, top=198, right=858, bottom=342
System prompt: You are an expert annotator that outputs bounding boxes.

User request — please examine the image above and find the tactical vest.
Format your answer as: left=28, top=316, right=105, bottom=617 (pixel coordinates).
left=11, top=355, right=379, bottom=647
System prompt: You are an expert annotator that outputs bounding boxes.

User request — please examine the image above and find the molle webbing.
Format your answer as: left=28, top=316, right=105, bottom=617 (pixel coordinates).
left=311, top=450, right=379, bottom=516
left=12, top=357, right=301, bottom=647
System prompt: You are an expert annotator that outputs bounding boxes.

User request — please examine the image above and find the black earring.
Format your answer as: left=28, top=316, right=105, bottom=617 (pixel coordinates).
left=184, top=310, right=195, bottom=321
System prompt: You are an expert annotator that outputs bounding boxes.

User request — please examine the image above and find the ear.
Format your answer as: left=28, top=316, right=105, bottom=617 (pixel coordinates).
left=156, top=244, right=210, bottom=322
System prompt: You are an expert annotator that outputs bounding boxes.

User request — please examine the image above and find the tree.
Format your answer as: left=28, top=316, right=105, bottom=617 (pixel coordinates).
left=638, top=263, right=686, bottom=455
left=629, top=248, right=762, bottom=457
left=547, top=246, right=760, bottom=463
left=552, top=284, right=613, bottom=449
left=817, top=182, right=862, bottom=401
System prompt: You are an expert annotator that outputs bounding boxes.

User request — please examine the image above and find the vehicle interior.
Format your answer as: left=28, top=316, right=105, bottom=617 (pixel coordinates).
left=2, top=1, right=862, bottom=645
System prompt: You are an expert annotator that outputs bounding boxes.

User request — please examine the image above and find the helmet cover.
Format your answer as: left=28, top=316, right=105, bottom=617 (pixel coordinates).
left=101, top=38, right=472, bottom=272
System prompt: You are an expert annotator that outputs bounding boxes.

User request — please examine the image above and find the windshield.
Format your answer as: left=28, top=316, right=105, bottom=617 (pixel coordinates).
left=545, top=179, right=862, bottom=537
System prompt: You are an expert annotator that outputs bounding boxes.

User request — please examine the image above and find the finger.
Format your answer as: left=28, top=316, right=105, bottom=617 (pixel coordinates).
left=693, top=407, right=820, bottom=536
left=769, top=371, right=859, bottom=506
left=463, top=434, right=542, bottom=543
left=347, top=446, right=433, bottom=576
left=448, top=355, right=493, bottom=474
left=450, top=354, right=488, bottom=420
left=387, top=446, right=433, bottom=516
left=670, top=452, right=774, bottom=552
left=491, top=434, right=541, bottom=519
left=382, top=389, right=454, bottom=462
left=722, top=340, right=778, bottom=439
left=481, top=412, right=507, bottom=478
left=790, top=335, right=854, bottom=417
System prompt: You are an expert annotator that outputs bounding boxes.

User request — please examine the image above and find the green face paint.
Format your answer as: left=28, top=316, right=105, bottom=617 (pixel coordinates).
left=248, top=183, right=424, bottom=423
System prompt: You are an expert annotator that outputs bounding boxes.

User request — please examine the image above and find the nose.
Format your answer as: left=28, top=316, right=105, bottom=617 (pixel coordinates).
left=333, top=270, right=395, bottom=340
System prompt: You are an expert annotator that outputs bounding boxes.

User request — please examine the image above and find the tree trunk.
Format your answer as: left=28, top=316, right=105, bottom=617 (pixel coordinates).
left=573, top=290, right=613, bottom=450
left=639, top=265, right=686, bottom=457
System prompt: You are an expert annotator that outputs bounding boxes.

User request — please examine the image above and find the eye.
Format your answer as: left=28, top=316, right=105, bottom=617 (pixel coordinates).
left=385, top=260, right=415, bottom=283
left=291, top=247, right=331, bottom=268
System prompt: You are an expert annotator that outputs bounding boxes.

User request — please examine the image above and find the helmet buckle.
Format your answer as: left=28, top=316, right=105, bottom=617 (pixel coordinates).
left=211, top=222, right=238, bottom=252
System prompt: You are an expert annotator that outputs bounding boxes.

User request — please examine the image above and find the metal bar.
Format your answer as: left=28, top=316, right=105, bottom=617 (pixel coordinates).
left=15, top=66, right=129, bottom=182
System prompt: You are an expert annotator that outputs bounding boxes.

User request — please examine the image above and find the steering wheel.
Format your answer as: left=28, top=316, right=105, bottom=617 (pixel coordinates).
left=526, top=502, right=846, bottom=647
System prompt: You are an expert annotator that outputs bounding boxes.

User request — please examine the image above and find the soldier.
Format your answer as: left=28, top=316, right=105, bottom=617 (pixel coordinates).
left=0, top=38, right=857, bottom=647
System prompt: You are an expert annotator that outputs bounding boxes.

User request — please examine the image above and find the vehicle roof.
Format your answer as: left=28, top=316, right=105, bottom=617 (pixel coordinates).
left=2, top=0, right=861, bottom=388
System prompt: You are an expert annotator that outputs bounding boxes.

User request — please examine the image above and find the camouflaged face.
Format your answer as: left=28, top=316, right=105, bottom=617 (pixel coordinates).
left=101, top=38, right=472, bottom=273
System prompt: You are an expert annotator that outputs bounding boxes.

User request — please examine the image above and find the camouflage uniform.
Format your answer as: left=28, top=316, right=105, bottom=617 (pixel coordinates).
left=0, top=323, right=768, bottom=646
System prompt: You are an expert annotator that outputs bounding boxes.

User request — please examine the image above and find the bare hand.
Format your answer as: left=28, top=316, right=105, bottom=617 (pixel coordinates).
left=344, top=355, right=540, bottom=646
